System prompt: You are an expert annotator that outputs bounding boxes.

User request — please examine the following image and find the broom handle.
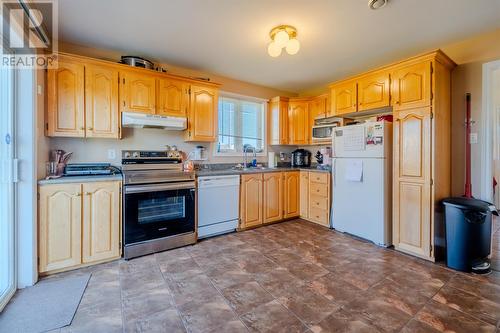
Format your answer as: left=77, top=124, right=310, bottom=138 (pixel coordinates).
left=464, top=93, right=472, bottom=198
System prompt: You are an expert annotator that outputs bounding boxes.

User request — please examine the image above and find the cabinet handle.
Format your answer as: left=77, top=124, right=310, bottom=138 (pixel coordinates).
left=87, top=127, right=93, bottom=131
left=74, top=192, right=81, bottom=196
left=79, top=127, right=85, bottom=130
left=316, top=189, right=320, bottom=192
left=84, top=192, right=92, bottom=195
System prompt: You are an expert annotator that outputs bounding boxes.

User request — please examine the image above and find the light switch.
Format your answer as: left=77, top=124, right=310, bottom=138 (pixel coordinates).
left=107, top=149, right=116, bottom=160
left=470, top=133, right=478, bottom=144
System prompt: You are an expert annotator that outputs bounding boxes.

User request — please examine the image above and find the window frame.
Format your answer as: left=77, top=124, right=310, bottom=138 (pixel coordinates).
left=213, top=92, right=268, bottom=157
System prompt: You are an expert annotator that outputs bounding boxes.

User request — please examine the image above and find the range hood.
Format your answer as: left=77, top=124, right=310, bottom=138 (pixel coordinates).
left=122, top=112, right=187, bottom=130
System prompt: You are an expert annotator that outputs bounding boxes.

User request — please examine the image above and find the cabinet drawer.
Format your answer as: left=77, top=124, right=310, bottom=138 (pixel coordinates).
left=309, top=172, right=329, bottom=185
left=310, top=182, right=328, bottom=197
left=309, top=194, right=328, bottom=210
left=308, top=207, right=329, bottom=225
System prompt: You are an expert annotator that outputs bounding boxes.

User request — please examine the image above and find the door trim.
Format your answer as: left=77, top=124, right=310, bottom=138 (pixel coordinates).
left=481, top=60, right=500, bottom=202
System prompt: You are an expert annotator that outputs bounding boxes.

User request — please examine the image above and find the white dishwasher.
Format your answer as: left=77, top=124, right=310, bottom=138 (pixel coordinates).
left=197, top=175, right=240, bottom=239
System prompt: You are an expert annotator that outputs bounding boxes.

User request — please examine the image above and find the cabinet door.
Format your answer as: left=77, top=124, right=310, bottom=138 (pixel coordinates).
left=187, top=85, right=218, bottom=141
left=284, top=171, right=300, bottom=219
left=85, top=64, right=120, bottom=138
left=268, top=98, right=289, bottom=145
left=288, top=101, right=309, bottom=145
left=47, top=59, right=85, bottom=137
left=263, top=172, right=283, bottom=223
left=392, top=61, right=431, bottom=111
left=240, top=174, right=263, bottom=228
left=157, top=78, right=187, bottom=117
left=82, top=181, right=121, bottom=264
left=39, top=184, right=82, bottom=273
left=120, top=71, right=156, bottom=114
left=331, top=81, right=357, bottom=115
left=309, top=96, right=327, bottom=122
left=299, top=171, right=309, bottom=218
left=393, top=107, right=432, bottom=259
left=358, top=72, right=390, bottom=111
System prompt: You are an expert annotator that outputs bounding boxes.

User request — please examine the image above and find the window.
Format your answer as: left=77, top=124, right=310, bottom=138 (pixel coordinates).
left=216, top=94, right=266, bottom=155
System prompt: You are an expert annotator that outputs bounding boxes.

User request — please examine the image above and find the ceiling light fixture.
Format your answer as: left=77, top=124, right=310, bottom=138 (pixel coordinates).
left=268, top=25, right=300, bottom=57
left=368, top=0, right=388, bottom=10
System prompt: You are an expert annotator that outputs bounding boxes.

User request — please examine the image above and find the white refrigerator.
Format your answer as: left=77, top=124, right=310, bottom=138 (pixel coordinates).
left=331, top=121, right=393, bottom=247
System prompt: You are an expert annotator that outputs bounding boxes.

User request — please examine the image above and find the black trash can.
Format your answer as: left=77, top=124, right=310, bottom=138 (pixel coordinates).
left=442, top=197, right=497, bottom=273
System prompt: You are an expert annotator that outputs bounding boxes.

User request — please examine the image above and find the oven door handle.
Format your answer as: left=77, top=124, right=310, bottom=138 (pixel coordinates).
left=124, top=182, right=195, bottom=194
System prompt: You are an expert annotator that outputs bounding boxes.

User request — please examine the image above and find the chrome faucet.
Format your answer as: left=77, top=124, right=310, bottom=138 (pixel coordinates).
left=243, top=144, right=256, bottom=168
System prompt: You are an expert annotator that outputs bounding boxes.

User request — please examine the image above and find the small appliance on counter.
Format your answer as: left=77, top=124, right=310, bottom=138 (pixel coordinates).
left=291, top=149, right=311, bottom=167
left=64, top=163, right=121, bottom=176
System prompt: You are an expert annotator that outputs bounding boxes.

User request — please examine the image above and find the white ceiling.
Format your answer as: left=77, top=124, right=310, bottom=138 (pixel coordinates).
left=51, top=0, right=500, bottom=93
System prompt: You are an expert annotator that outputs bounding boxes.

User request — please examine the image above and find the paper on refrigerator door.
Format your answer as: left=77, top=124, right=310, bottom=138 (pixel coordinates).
left=345, top=159, right=363, bottom=182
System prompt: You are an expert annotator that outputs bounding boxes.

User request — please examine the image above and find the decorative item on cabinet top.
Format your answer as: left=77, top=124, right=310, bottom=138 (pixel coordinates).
left=46, top=53, right=220, bottom=140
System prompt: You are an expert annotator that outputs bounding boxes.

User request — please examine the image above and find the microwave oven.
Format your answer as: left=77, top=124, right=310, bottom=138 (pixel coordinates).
left=312, top=122, right=340, bottom=142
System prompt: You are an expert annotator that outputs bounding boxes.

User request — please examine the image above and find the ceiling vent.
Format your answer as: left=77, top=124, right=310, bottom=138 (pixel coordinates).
left=368, top=0, right=388, bottom=10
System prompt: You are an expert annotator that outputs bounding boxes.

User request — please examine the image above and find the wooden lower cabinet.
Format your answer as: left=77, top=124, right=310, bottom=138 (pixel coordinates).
left=300, top=171, right=331, bottom=227
left=39, top=183, right=82, bottom=273
left=38, top=180, right=121, bottom=274
left=263, top=173, right=283, bottom=223
left=240, top=174, right=263, bottom=228
left=283, top=171, right=300, bottom=219
left=239, top=171, right=299, bottom=229
left=82, top=182, right=121, bottom=264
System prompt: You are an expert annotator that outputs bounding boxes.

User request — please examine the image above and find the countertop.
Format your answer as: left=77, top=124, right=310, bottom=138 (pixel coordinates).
left=38, top=174, right=123, bottom=185
left=195, top=166, right=331, bottom=177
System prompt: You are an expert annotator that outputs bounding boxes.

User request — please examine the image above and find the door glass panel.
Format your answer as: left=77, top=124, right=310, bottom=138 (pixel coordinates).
left=0, top=66, right=15, bottom=309
left=138, top=196, right=185, bottom=224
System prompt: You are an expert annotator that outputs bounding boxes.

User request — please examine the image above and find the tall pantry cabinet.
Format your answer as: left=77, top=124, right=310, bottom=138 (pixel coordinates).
left=391, top=52, right=455, bottom=261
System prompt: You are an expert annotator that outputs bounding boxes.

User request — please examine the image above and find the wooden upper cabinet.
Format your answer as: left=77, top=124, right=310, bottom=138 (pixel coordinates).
left=120, top=71, right=156, bottom=114
left=283, top=171, right=300, bottom=219
left=85, top=64, right=120, bottom=138
left=157, top=78, right=187, bottom=117
left=357, top=72, right=390, bottom=111
left=186, top=85, right=218, bottom=142
left=82, top=181, right=121, bottom=264
left=268, top=97, right=289, bottom=145
left=392, top=61, right=432, bottom=111
left=288, top=100, right=309, bottom=145
left=393, top=107, right=432, bottom=259
left=47, top=59, right=85, bottom=137
left=263, top=172, right=283, bottom=223
left=38, top=183, right=82, bottom=273
left=309, top=95, right=328, bottom=122
left=240, top=174, right=263, bottom=228
left=331, top=80, right=357, bottom=115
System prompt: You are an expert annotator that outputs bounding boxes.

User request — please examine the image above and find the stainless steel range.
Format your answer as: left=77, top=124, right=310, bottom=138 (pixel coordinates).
left=121, top=150, right=196, bottom=259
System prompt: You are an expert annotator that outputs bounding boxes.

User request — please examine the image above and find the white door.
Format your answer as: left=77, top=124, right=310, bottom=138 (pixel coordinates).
left=332, top=157, right=391, bottom=246
left=0, top=67, right=16, bottom=311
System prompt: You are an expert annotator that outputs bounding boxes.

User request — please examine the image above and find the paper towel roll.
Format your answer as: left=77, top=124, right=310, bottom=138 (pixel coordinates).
left=268, top=152, right=276, bottom=168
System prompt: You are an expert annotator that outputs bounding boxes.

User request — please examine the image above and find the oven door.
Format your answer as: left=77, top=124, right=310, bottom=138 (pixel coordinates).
left=124, top=182, right=196, bottom=245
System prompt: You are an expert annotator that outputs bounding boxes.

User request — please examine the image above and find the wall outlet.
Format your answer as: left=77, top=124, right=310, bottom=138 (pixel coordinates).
left=107, top=149, right=116, bottom=160
left=470, top=133, right=478, bottom=144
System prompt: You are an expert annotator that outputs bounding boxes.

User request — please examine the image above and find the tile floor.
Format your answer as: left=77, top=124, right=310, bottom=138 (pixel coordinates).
left=43, top=219, right=500, bottom=333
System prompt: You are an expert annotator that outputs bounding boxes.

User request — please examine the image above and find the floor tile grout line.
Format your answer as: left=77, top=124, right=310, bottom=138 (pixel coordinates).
left=187, top=247, right=252, bottom=332
left=154, top=254, right=191, bottom=333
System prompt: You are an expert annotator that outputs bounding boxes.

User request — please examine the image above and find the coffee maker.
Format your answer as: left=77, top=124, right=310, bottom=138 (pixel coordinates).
left=291, top=149, right=311, bottom=167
